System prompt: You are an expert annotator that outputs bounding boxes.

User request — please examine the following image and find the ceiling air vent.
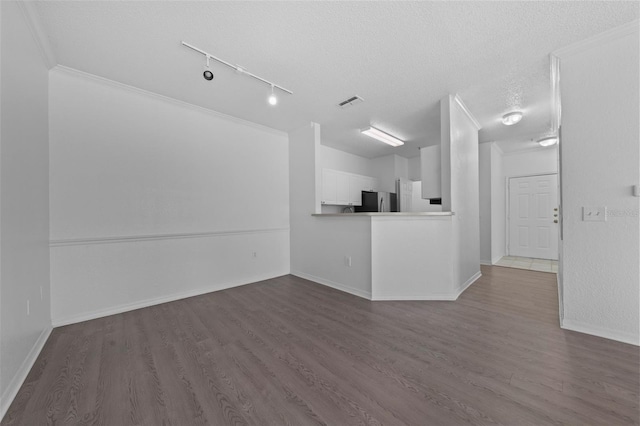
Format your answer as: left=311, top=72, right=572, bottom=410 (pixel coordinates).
left=338, top=95, right=364, bottom=109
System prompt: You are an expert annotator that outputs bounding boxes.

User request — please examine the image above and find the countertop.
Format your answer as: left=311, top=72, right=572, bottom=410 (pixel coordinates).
left=312, top=212, right=454, bottom=217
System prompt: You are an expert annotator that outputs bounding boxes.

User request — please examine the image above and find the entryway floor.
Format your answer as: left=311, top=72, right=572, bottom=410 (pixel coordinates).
left=495, top=256, right=558, bottom=273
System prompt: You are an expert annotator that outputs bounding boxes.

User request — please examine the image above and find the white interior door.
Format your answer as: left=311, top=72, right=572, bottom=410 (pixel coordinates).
left=397, top=178, right=412, bottom=212
left=508, top=174, right=558, bottom=259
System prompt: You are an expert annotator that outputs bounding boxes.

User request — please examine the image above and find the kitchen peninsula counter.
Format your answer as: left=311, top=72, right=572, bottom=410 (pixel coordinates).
left=294, top=212, right=479, bottom=302
left=312, top=212, right=454, bottom=217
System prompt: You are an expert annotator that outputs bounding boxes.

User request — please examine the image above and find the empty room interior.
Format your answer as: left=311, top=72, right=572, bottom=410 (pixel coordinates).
left=1, top=1, right=639, bottom=425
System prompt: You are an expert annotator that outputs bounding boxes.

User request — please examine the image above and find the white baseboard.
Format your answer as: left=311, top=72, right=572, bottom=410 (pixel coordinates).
left=1, top=325, right=53, bottom=421
left=291, top=270, right=372, bottom=300
left=480, top=260, right=492, bottom=266
left=291, top=270, right=481, bottom=302
left=52, top=272, right=287, bottom=327
left=491, top=254, right=504, bottom=265
left=455, top=271, right=482, bottom=299
left=561, top=318, right=639, bottom=346
left=372, top=294, right=458, bottom=301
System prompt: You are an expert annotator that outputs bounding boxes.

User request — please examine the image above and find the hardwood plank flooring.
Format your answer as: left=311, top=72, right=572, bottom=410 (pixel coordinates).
left=3, top=266, right=639, bottom=425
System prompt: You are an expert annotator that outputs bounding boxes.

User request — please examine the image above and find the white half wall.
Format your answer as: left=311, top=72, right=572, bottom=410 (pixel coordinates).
left=1, top=1, right=51, bottom=417
left=289, top=124, right=372, bottom=298
left=49, top=66, right=290, bottom=325
left=555, top=22, right=639, bottom=345
left=371, top=216, right=453, bottom=299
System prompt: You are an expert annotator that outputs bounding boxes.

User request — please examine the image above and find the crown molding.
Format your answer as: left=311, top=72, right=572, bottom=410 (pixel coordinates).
left=453, top=94, right=482, bottom=130
left=16, top=0, right=57, bottom=69
left=490, top=142, right=505, bottom=155
left=552, top=19, right=639, bottom=59
left=51, top=65, right=289, bottom=138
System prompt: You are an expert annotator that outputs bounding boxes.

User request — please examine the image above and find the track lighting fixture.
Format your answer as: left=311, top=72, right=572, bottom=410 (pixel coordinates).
left=182, top=41, right=292, bottom=105
left=268, top=85, right=277, bottom=106
left=203, top=56, right=214, bottom=81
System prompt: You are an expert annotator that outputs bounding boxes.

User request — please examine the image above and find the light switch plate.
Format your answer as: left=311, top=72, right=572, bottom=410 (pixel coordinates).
left=583, top=206, right=607, bottom=222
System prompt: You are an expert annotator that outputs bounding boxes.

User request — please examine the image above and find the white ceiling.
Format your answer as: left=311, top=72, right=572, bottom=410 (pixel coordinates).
left=34, top=1, right=638, bottom=158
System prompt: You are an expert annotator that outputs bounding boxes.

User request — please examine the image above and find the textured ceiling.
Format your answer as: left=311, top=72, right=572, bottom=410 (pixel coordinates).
left=33, top=1, right=639, bottom=158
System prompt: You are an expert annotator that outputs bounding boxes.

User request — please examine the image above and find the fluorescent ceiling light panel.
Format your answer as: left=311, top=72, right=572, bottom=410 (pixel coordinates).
left=361, top=127, right=404, bottom=147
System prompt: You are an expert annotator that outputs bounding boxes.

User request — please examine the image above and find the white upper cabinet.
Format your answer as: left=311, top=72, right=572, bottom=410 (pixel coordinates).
left=421, top=145, right=441, bottom=199
left=349, top=176, right=367, bottom=206
left=336, top=172, right=350, bottom=205
left=321, top=168, right=339, bottom=205
left=321, top=169, right=378, bottom=206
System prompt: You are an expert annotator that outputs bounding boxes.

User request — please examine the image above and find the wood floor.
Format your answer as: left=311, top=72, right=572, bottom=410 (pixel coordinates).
left=3, top=266, right=639, bottom=425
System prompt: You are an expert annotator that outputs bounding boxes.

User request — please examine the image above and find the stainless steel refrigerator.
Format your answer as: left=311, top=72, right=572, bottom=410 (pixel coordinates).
left=355, top=191, right=397, bottom=212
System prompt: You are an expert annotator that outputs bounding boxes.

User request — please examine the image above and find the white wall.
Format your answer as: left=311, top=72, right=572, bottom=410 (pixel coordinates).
left=478, top=143, right=492, bottom=264
left=289, top=124, right=372, bottom=298
left=0, top=1, right=51, bottom=416
left=556, top=23, right=639, bottom=345
left=320, top=144, right=374, bottom=177
left=49, top=66, right=290, bottom=325
left=408, top=156, right=420, bottom=181
left=503, top=146, right=559, bottom=178
left=394, top=155, right=409, bottom=181
left=442, top=95, right=481, bottom=291
left=410, top=181, right=442, bottom=213
left=490, top=143, right=505, bottom=263
left=370, top=155, right=396, bottom=193
left=368, top=154, right=409, bottom=193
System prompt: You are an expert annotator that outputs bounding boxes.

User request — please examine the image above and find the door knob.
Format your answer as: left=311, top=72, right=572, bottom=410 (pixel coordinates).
left=554, top=208, right=558, bottom=211
left=554, top=219, right=558, bottom=223
left=554, top=214, right=558, bottom=217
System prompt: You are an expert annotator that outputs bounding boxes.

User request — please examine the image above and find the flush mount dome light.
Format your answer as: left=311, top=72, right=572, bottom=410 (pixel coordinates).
left=538, top=136, right=558, bottom=147
left=502, top=111, right=523, bottom=126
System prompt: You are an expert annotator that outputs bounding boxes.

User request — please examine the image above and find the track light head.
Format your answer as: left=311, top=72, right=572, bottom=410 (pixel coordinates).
left=202, top=55, right=214, bottom=81
left=268, top=85, right=277, bottom=106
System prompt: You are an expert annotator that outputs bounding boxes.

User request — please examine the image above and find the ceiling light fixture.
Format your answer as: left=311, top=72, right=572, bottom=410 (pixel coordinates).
left=268, top=85, right=277, bottom=106
left=202, top=56, right=214, bottom=81
left=182, top=41, right=292, bottom=103
left=538, top=136, right=558, bottom=147
left=502, top=111, right=523, bottom=126
left=361, top=127, right=404, bottom=147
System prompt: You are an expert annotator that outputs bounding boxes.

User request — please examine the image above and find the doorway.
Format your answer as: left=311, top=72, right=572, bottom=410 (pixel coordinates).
left=507, top=173, right=559, bottom=260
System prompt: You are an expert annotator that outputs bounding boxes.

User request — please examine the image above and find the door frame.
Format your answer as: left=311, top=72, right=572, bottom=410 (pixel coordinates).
left=506, top=172, right=559, bottom=258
